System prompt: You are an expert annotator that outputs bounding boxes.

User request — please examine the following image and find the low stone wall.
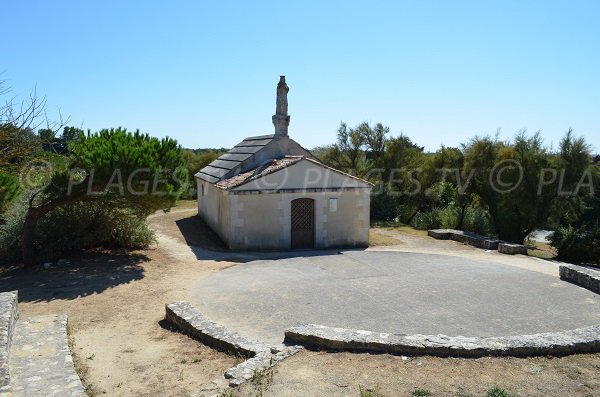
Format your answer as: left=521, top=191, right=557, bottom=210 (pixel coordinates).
left=452, top=231, right=501, bottom=250
left=166, top=301, right=302, bottom=392
left=166, top=301, right=270, bottom=357
left=428, top=229, right=529, bottom=254
left=0, top=290, right=18, bottom=389
left=560, top=264, right=600, bottom=295
left=9, top=314, right=86, bottom=396
left=498, top=243, right=528, bottom=255
left=427, top=229, right=453, bottom=240
left=284, top=323, right=600, bottom=358
left=224, top=346, right=303, bottom=387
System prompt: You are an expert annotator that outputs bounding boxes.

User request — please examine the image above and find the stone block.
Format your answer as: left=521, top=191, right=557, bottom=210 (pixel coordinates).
left=427, top=229, right=453, bottom=240
left=560, top=265, right=600, bottom=295
left=0, top=291, right=18, bottom=388
left=498, top=243, right=528, bottom=255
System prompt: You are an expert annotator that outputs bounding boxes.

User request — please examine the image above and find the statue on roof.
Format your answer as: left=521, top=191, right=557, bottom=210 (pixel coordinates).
left=273, top=76, right=291, bottom=137
left=275, top=76, right=289, bottom=116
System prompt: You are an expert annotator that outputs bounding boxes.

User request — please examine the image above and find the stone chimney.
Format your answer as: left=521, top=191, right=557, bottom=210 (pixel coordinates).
left=272, top=76, right=290, bottom=137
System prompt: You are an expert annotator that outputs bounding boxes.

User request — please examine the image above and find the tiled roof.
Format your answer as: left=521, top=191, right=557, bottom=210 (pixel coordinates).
left=215, top=156, right=303, bottom=190
left=195, top=134, right=276, bottom=183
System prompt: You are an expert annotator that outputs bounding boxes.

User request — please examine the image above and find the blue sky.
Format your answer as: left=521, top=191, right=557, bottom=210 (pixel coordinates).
left=2, top=1, right=599, bottom=152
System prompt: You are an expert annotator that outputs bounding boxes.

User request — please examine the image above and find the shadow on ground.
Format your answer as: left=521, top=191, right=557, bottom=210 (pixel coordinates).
left=174, top=215, right=227, bottom=252
left=174, top=214, right=363, bottom=263
left=0, top=251, right=148, bottom=303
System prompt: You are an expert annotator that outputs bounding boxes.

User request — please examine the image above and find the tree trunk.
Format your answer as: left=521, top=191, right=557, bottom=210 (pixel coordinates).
left=456, top=202, right=468, bottom=230
left=21, top=210, right=39, bottom=267
left=405, top=205, right=422, bottom=225
left=20, top=191, right=88, bottom=266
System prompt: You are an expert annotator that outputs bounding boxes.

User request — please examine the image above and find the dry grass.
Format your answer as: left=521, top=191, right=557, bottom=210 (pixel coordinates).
left=239, top=350, right=600, bottom=397
left=527, top=241, right=557, bottom=260
left=369, top=229, right=403, bottom=246
left=388, top=225, right=429, bottom=238
left=371, top=222, right=429, bottom=238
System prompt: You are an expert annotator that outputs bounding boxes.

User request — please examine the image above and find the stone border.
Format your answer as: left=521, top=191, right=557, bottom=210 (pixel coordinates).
left=166, top=301, right=270, bottom=357
left=165, top=301, right=302, bottom=393
left=498, top=242, right=528, bottom=255
left=560, top=264, right=600, bottom=295
left=428, top=229, right=501, bottom=250
left=284, top=323, right=600, bottom=358
left=0, top=290, right=18, bottom=390
left=428, top=229, right=528, bottom=254
left=7, top=314, right=86, bottom=396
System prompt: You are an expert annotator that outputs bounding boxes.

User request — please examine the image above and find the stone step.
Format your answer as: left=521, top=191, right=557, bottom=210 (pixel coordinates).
left=7, top=315, right=85, bottom=397
left=0, top=291, right=18, bottom=391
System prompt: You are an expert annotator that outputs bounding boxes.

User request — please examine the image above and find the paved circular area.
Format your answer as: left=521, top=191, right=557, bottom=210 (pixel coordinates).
left=190, top=251, right=600, bottom=344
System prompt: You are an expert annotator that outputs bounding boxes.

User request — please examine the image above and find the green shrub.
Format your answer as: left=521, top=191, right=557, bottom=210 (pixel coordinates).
left=486, top=386, right=514, bottom=397
left=409, top=203, right=495, bottom=239
left=0, top=200, right=155, bottom=263
left=410, top=208, right=442, bottom=230
left=409, top=206, right=460, bottom=231
left=438, top=206, right=460, bottom=229
left=412, top=388, right=431, bottom=397
left=0, top=198, right=27, bottom=262
left=550, top=224, right=600, bottom=265
left=0, top=173, right=21, bottom=215
left=462, top=206, right=495, bottom=236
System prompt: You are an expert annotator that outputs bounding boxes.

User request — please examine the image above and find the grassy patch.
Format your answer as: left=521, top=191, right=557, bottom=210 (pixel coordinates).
left=369, top=229, right=403, bottom=246
left=173, top=200, right=198, bottom=210
left=250, top=366, right=274, bottom=397
left=388, top=225, right=428, bottom=238
left=526, top=241, right=557, bottom=260
left=486, top=386, right=515, bottom=397
left=372, top=222, right=428, bottom=237
left=358, top=385, right=383, bottom=397
left=412, top=388, right=431, bottom=397
left=369, top=223, right=429, bottom=246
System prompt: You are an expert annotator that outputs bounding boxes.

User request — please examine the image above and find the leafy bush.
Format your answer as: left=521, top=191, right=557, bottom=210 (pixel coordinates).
left=410, top=208, right=443, bottom=230
left=409, top=204, right=495, bottom=237
left=0, top=173, right=20, bottom=215
left=462, top=206, right=495, bottom=236
left=0, top=198, right=27, bottom=262
left=181, top=149, right=225, bottom=199
left=0, top=199, right=155, bottom=263
left=409, top=206, right=459, bottom=231
left=550, top=223, right=600, bottom=265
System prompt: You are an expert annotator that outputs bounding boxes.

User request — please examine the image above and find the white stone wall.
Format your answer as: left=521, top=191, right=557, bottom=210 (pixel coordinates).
left=197, top=158, right=372, bottom=251
left=227, top=189, right=371, bottom=250
left=197, top=180, right=231, bottom=244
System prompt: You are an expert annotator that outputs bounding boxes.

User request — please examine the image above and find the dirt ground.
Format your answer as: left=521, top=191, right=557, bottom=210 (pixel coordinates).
left=1, top=201, right=599, bottom=397
left=237, top=351, right=600, bottom=397
left=0, top=201, right=236, bottom=396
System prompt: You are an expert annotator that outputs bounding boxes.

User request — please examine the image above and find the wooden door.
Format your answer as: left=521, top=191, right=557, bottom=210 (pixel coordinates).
left=291, top=198, right=315, bottom=249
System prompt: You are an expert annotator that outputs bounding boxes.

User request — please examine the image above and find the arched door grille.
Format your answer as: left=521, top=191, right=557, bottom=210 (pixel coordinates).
left=291, top=198, right=315, bottom=249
